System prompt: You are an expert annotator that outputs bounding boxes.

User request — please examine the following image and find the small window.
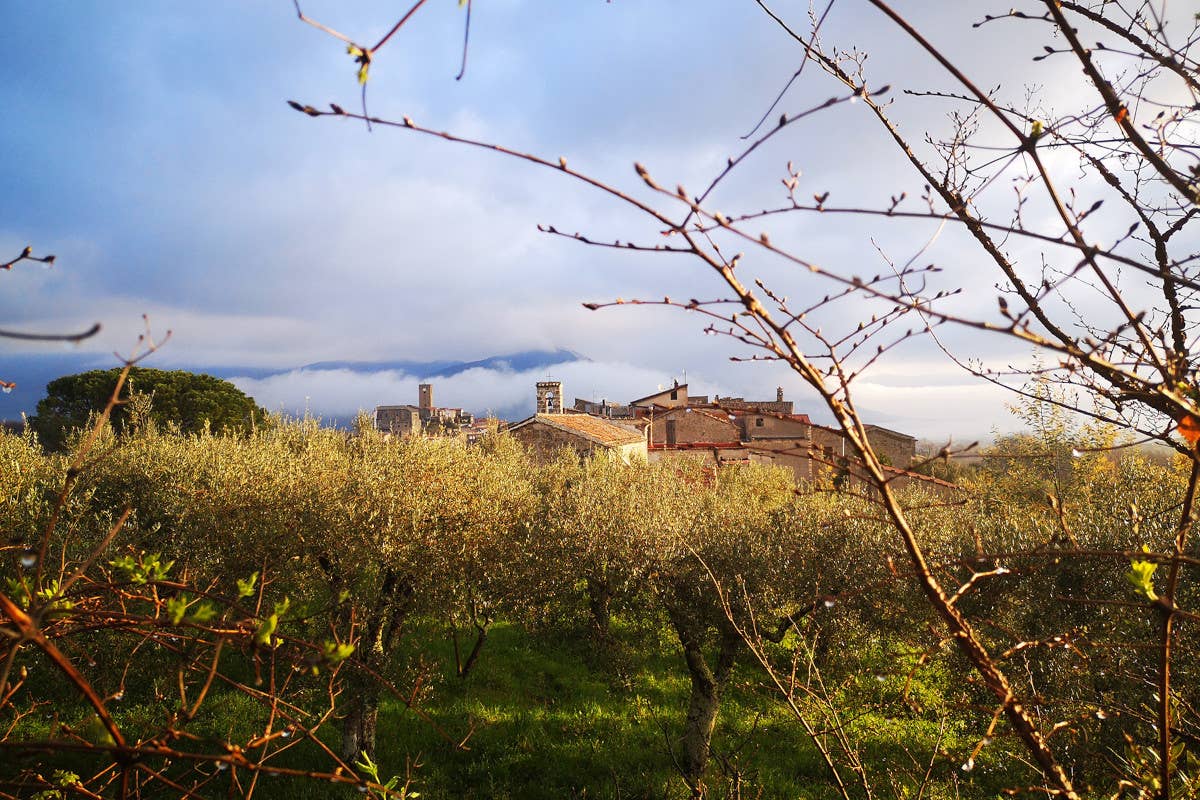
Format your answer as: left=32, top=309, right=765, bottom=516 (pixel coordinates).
left=670, top=389, right=678, bottom=400
left=755, top=417, right=764, bottom=427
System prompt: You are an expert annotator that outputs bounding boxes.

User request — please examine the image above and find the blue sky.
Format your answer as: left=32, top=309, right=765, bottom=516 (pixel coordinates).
left=1, top=2, right=1116, bottom=439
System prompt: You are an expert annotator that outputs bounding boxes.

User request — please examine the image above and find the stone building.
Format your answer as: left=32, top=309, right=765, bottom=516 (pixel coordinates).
left=418, top=383, right=434, bottom=416
left=738, top=409, right=813, bottom=442
left=623, top=381, right=926, bottom=488
left=506, top=413, right=647, bottom=463
left=862, top=424, right=918, bottom=469
left=710, top=387, right=794, bottom=415
left=572, top=397, right=635, bottom=419
left=373, top=382, right=473, bottom=436
left=647, top=406, right=740, bottom=448
left=630, top=381, right=690, bottom=410
left=734, top=410, right=822, bottom=481
left=373, top=404, right=422, bottom=436
left=506, top=379, right=647, bottom=462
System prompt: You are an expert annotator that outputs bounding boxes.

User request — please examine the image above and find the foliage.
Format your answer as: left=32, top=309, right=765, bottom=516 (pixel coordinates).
left=6, top=407, right=1200, bottom=797
left=30, top=367, right=268, bottom=451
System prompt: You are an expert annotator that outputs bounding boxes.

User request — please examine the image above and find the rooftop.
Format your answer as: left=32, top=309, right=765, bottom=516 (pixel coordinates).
left=512, top=413, right=646, bottom=447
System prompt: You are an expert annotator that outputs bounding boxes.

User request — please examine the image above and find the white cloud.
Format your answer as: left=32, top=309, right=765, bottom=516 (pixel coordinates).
left=228, top=359, right=748, bottom=422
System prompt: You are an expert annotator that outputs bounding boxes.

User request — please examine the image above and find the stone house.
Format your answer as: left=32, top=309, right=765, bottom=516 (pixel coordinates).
left=627, top=382, right=928, bottom=489
left=862, top=425, right=918, bottom=469
left=630, top=381, right=691, bottom=411
left=802, top=424, right=918, bottom=470
left=647, top=406, right=740, bottom=447
left=637, top=390, right=825, bottom=482
left=506, top=412, right=647, bottom=463
left=373, top=404, right=422, bottom=436
left=738, top=409, right=813, bottom=442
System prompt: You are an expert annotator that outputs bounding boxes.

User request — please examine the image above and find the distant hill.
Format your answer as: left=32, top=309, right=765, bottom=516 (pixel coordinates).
left=0, top=349, right=584, bottom=422
left=293, top=349, right=581, bottom=379
left=0, top=352, right=119, bottom=421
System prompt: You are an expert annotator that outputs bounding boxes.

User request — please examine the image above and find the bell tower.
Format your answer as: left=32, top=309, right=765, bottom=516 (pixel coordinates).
left=418, top=383, right=434, bottom=421
left=536, top=380, right=563, bottom=414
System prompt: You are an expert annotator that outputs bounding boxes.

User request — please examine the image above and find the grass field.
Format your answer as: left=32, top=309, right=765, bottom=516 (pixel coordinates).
left=9, top=618, right=993, bottom=796
left=152, top=620, right=978, bottom=800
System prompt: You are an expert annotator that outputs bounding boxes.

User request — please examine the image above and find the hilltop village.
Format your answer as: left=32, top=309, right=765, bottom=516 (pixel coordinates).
left=374, top=380, right=942, bottom=489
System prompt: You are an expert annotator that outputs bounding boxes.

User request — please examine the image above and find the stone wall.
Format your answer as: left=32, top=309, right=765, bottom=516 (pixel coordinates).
left=742, top=439, right=817, bottom=482
left=375, top=406, right=419, bottom=436
left=511, top=421, right=594, bottom=461
left=649, top=408, right=739, bottom=446
left=741, top=413, right=810, bottom=441
left=865, top=426, right=917, bottom=469
left=713, top=397, right=795, bottom=415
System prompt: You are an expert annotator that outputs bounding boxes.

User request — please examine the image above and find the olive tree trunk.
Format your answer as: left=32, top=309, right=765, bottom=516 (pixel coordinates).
left=667, top=602, right=740, bottom=795
left=334, top=566, right=412, bottom=765
left=340, top=677, right=381, bottom=762
left=587, top=575, right=613, bottom=640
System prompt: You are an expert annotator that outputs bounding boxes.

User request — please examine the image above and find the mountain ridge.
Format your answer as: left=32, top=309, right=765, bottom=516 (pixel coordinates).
left=0, top=348, right=586, bottom=420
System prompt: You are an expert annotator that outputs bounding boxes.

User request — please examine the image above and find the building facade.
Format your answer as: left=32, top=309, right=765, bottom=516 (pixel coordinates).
left=507, top=413, right=647, bottom=463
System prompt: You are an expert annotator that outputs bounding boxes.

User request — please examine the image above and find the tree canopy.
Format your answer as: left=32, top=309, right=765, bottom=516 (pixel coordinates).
left=30, top=367, right=267, bottom=450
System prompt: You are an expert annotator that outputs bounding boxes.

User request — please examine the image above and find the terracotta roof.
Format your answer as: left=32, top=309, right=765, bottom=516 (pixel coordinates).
left=509, top=413, right=645, bottom=447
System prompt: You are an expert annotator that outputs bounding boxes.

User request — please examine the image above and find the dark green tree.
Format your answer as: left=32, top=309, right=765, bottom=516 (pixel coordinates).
left=30, top=367, right=267, bottom=450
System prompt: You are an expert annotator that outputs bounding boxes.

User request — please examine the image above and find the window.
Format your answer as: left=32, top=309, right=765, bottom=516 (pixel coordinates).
left=755, top=417, right=764, bottom=427
left=670, top=389, right=678, bottom=400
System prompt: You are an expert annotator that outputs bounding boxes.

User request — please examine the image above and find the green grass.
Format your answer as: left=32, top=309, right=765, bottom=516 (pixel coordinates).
left=8, top=619, right=986, bottom=800
left=361, top=620, right=961, bottom=800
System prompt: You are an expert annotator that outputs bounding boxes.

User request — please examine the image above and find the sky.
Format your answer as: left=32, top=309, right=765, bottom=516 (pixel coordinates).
left=0, top=2, right=1154, bottom=440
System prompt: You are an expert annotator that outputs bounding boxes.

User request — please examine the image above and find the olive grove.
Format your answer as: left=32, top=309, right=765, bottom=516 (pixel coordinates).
left=283, top=1, right=1200, bottom=797
left=7, top=1, right=1200, bottom=798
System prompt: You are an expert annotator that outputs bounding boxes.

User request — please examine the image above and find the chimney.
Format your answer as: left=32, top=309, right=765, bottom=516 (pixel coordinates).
left=776, top=386, right=784, bottom=402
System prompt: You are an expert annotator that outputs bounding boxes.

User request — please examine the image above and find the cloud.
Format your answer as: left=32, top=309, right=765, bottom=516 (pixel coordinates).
left=228, top=359, right=742, bottom=422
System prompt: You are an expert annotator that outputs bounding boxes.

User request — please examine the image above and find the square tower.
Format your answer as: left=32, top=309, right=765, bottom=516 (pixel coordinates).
left=418, top=383, right=434, bottom=422
left=536, top=381, right=563, bottom=414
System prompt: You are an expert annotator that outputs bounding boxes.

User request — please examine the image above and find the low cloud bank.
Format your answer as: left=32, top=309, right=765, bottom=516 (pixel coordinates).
left=229, top=358, right=1020, bottom=441
left=229, top=360, right=735, bottom=423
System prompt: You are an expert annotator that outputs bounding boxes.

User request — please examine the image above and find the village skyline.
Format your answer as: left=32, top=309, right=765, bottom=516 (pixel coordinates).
left=372, top=374, right=928, bottom=490
left=0, top=345, right=1025, bottom=442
